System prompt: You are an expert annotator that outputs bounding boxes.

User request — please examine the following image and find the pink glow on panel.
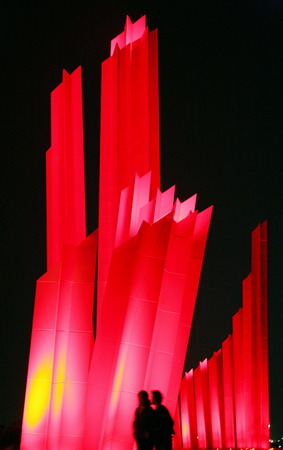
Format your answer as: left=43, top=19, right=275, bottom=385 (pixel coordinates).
left=115, top=176, right=176, bottom=249
left=129, top=173, right=151, bottom=237
left=174, top=194, right=197, bottom=223
left=115, top=185, right=133, bottom=247
left=138, top=197, right=155, bottom=226
left=154, top=186, right=175, bottom=222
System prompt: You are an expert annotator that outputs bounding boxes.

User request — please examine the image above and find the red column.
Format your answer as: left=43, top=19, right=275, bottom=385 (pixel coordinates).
left=194, top=359, right=211, bottom=449
left=98, top=17, right=160, bottom=322
left=232, top=308, right=244, bottom=448
left=21, top=68, right=97, bottom=450
left=179, top=370, right=198, bottom=449
left=242, top=274, right=254, bottom=447
left=251, top=222, right=269, bottom=448
left=208, top=350, right=224, bottom=448
left=46, top=67, right=86, bottom=270
left=222, top=335, right=236, bottom=449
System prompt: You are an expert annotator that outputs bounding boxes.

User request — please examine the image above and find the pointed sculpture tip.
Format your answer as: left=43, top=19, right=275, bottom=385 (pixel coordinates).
left=125, top=15, right=132, bottom=28
left=110, top=15, right=147, bottom=56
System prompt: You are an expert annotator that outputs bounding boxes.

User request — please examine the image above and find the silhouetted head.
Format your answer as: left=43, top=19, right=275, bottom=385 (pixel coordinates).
left=138, top=390, right=150, bottom=406
left=152, top=390, right=162, bottom=405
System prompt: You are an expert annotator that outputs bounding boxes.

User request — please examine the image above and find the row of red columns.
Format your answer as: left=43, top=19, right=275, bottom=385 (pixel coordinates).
left=178, top=222, right=270, bottom=449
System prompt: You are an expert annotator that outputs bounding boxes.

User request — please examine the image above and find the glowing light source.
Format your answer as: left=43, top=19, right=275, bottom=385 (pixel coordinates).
left=24, top=356, right=52, bottom=429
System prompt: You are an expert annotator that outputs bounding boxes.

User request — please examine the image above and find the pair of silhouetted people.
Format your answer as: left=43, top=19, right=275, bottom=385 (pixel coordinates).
left=133, top=390, right=174, bottom=450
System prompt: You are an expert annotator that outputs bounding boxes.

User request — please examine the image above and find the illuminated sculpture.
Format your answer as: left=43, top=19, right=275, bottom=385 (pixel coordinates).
left=178, top=222, right=270, bottom=449
left=20, top=17, right=212, bottom=449
left=20, top=15, right=269, bottom=450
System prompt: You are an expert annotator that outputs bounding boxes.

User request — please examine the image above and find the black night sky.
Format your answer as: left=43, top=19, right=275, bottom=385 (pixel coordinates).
left=1, top=0, right=282, bottom=440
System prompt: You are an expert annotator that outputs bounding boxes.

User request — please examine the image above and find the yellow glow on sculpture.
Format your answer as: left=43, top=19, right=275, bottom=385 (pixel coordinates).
left=110, top=350, right=127, bottom=410
left=182, top=420, right=189, bottom=440
left=24, top=356, right=52, bottom=429
left=52, top=352, right=67, bottom=418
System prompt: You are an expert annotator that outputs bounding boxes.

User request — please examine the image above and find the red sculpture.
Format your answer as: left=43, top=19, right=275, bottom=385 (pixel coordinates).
left=21, top=16, right=269, bottom=450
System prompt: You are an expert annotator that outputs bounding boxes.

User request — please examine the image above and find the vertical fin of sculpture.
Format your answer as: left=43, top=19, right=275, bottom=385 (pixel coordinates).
left=242, top=274, right=253, bottom=448
left=222, top=334, right=236, bottom=448
left=208, top=350, right=224, bottom=448
left=165, top=205, right=213, bottom=414
left=21, top=69, right=97, bottom=450
left=194, top=360, right=209, bottom=448
left=98, top=16, right=160, bottom=323
left=179, top=369, right=198, bottom=449
left=233, top=308, right=244, bottom=448
left=46, top=67, right=86, bottom=270
left=251, top=221, right=269, bottom=448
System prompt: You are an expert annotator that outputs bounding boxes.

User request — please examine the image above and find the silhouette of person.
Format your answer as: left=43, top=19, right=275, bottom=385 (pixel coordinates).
left=151, top=391, right=174, bottom=450
left=133, top=390, right=154, bottom=450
